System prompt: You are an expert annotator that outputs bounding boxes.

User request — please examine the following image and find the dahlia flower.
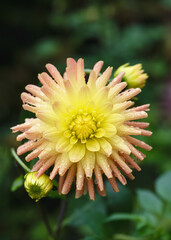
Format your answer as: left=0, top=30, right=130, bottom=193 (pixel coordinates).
left=24, top=172, right=53, bottom=201
left=12, top=58, right=152, bottom=200
left=114, top=63, right=148, bottom=89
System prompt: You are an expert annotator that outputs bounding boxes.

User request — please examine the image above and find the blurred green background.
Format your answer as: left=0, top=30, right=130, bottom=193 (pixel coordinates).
left=1, top=0, right=171, bottom=239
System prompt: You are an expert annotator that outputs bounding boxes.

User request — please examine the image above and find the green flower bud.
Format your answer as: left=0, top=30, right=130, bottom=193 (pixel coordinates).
left=114, top=63, right=148, bottom=89
left=24, top=172, right=53, bottom=202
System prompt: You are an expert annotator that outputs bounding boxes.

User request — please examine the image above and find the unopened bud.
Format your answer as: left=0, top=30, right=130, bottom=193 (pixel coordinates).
left=24, top=172, right=53, bottom=202
left=114, top=63, right=148, bottom=89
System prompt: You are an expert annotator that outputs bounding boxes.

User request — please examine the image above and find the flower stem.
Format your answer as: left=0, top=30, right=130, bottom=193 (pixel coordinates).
left=11, top=148, right=31, bottom=173
left=38, top=202, right=55, bottom=240
left=55, top=199, right=67, bottom=238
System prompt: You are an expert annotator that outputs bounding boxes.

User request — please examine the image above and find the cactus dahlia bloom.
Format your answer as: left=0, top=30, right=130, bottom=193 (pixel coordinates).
left=11, top=58, right=152, bottom=200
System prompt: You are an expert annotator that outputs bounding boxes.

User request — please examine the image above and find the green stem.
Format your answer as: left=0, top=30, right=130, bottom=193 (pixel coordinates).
left=55, top=199, right=67, bottom=238
left=38, top=202, right=55, bottom=240
left=11, top=148, right=30, bottom=173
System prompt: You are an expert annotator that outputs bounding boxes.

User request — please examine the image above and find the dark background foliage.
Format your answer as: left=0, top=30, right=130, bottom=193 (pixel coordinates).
left=1, top=0, right=171, bottom=239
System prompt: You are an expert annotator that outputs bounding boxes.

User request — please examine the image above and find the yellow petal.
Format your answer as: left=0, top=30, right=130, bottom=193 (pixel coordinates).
left=93, top=60, right=104, bottom=77
left=86, top=138, right=100, bottom=152
left=58, top=153, right=72, bottom=176
left=76, top=161, right=85, bottom=190
left=43, top=128, right=60, bottom=141
left=112, top=102, right=134, bottom=112
left=81, top=151, right=95, bottom=178
left=56, top=136, right=72, bottom=153
left=108, top=82, right=127, bottom=99
left=107, top=114, right=125, bottom=124
left=117, top=125, right=141, bottom=136
left=102, top=123, right=117, bottom=137
left=69, top=142, right=85, bottom=162
left=52, top=101, right=62, bottom=114
left=110, top=135, right=131, bottom=155
left=87, top=70, right=96, bottom=89
left=70, top=135, right=78, bottom=144
left=98, top=138, right=112, bottom=156
left=94, top=128, right=105, bottom=138
left=96, top=67, right=113, bottom=88
left=78, top=85, right=91, bottom=104
left=36, top=109, right=56, bottom=125
left=64, top=130, right=72, bottom=138
left=96, top=152, right=112, bottom=178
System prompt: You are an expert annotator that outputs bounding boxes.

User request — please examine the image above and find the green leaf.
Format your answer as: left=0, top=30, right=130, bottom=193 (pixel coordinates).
left=137, top=189, right=163, bottom=215
left=11, top=175, right=24, bottom=192
left=142, top=212, right=158, bottom=227
left=155, top=171, right=171, bottom=202
left=105, top=213, right=146, bottom=223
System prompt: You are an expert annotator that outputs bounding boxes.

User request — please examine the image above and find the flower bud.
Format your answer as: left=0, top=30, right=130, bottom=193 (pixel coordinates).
left=114, top=63, right=148, bottom=89
left=24, top=172, right=53, bottom=202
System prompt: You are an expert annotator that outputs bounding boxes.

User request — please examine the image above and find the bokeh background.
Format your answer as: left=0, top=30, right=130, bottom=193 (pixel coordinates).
left=1, top=0, right=171, bottom=239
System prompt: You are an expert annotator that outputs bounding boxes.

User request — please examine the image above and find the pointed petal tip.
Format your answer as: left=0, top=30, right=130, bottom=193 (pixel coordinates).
left=45, top=63, right=52, bottom=68
left=45, top=63, right=57, bottom=73
left=115, top=71, right=125, bottom=79
left=10, top=126, right=15, bottom=131
left=122, top=181, right=127, bottom=186
left=95, top=60, right=104, bottom=66
left=90, top=198, right=95, bottom=201
left=77, top=57, right=84, bottom=62
left=120, top=71, right=125, bottom=76
left=67, top=57, right=76, bottom=65
left=149, top=146, right=152, bottom=150
left=61, top=188, right=67, bottom=195
left=106, top=151, right=112, bottom=157
left=35, top=172, right=41, bottom=178
left=37, top=73, right=41, bottom=79
left=137, top=167, right=141, bottom=172
left=49, top=172, right=55, bottom=180
left=98, top=60, right=104, bottom=64
left=16, top=149, right=22, bottom=156
left=108, top=175, right=114, bottom=179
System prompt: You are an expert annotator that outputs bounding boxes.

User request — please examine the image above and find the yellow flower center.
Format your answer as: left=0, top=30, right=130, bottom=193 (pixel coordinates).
left=64, top=110, right=105, bottom=144
left=71, top=113, right=96, bottom=138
